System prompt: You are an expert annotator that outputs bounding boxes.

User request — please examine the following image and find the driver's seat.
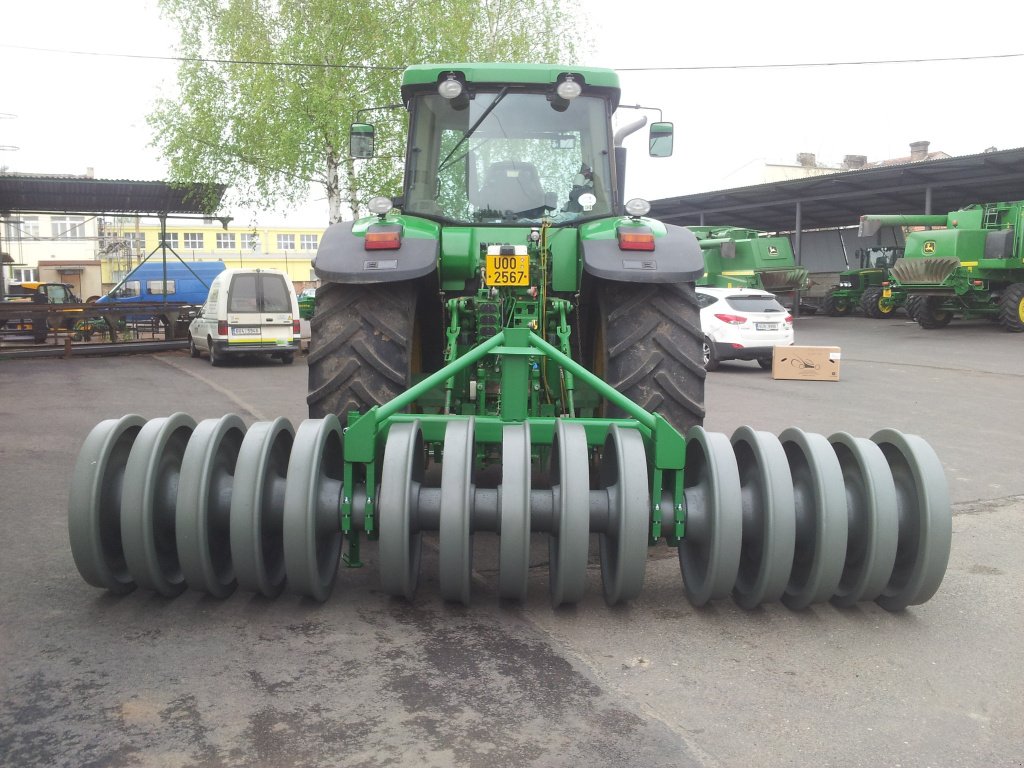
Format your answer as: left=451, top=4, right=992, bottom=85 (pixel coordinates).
left=472, top=161, right=546, bottom=215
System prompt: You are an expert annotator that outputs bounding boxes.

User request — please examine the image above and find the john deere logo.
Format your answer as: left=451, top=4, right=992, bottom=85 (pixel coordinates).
left=923, top=241, right=936, bottom=254
left=768, top=245, right=778, bottom=255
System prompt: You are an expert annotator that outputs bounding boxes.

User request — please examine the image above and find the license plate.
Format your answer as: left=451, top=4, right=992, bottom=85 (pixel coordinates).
left=755, top=322, right=778, bottom=331
left=485, top=254, right=529, bottom=287
left=231, top=326, right=260, bottom=336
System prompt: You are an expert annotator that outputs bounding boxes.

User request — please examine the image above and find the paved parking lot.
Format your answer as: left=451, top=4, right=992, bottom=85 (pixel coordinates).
left=1, top=314, right=1021, bottom=767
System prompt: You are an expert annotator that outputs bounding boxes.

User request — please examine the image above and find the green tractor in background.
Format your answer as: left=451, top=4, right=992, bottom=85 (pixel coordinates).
left=68, top=63, right=951, bottom=615
left=860, top=201, right=1024, bottom=330
left=822, top=246, right=907, bottom=318
left=691, top=226, right=809, bottom=299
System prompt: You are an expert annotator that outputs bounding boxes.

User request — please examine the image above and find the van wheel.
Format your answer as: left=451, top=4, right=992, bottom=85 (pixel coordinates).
left=208, top=338, right=222, bottom=366
left=188, top=335, right=200, bottom=358
left=280, top=352, right=295, bottom=365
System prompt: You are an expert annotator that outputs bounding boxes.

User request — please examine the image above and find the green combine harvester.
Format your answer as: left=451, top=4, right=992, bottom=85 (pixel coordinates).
left=860, top=201, right=1024, bottom=330
left=691, top=226, right=808, bottom=294
left=68, top=63, right=951, bottom=612
left=822, top=246, right=907, bottom=318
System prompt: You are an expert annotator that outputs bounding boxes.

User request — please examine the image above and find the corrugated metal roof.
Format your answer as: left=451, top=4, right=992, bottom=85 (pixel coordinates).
left=650, top=147, right=1024, bottom=232
left=0, top=174, right=227, bottom=215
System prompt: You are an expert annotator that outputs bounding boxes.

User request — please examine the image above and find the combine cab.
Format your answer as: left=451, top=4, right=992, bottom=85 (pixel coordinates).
left=68, top=64, right=951, bottom=613
left=860, top=201, right=1024, bottom=330
left=822, top=246, right=907, bottom=318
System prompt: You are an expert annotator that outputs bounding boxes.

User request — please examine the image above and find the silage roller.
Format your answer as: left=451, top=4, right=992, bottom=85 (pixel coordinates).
left=68, top=330, right=951, bottom=611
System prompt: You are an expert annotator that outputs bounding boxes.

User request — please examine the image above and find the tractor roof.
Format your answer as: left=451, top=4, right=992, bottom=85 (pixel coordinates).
left=401, top=63, right=620, bottom=108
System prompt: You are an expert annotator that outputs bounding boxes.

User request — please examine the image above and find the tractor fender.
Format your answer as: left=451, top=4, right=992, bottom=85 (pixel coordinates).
left=313, top=220, right=438, bottom=284
left=580, top=220, right=704, bottom=283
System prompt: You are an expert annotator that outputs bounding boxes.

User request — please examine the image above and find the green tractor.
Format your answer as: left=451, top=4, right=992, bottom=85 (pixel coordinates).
left=860, top=201, right=1024, bottom=330
left=68, top=63, right=951, bottom=613
left=822, top=246, right=907, bottom=318
left=692, top=225, right=809, bottom=295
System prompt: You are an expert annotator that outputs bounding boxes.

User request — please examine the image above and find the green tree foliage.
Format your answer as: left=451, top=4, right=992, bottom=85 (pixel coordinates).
left=149, top=0, right=586, bottom=222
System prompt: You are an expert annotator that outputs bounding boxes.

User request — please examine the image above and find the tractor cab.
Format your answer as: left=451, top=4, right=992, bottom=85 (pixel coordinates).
left=352, top=64, right=672, bottom=225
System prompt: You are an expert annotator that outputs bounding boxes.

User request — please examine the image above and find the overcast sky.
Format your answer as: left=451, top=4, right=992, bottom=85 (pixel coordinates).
left=2, top=0, right=1022, bottom=224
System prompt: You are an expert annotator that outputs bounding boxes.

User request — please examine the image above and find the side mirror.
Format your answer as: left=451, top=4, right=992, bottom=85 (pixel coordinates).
left=350, top=123, right=376, bottom=159
left=649, top=122, right=674, bottom=158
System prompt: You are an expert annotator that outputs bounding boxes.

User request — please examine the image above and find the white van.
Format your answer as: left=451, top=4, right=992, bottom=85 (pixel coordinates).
left=187, top=268, right=301, bottom=365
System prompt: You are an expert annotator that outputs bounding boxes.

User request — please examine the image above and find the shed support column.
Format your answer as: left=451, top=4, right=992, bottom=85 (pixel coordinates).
left=925, top=185, right=934, bottom=230
left=699, top=212, right=705, bottom=226
left=793, top=201, right=803, bottom=318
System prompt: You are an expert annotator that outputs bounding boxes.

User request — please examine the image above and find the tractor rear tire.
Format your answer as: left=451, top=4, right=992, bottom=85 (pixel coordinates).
left=822, top=289, right=851, bottom=317
left=998, top=283, right=1024, bottom=332
left=860, top=287, right=895, bottom=319
left=591, top=281, right=706, bottom=433
left=915, top=297, right=954, bottom=329
left=306, top=281, right=441, bottom=420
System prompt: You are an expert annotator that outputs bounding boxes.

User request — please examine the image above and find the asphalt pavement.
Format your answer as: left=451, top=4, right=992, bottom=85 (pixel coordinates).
left=1, top=313, right=1021, bottom=767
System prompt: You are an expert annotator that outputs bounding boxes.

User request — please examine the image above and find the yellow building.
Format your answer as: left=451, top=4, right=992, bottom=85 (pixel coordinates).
left=98, top=218, right=328, bottom=291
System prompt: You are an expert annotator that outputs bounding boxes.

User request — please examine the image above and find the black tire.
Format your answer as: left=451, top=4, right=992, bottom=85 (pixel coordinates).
left=589, top=281, right=706, bottom=433
left=702, top=337, right=720, bottom=372
left=916, top=297, right=954, bottom=329
left=860, top=287, right=896, bottom=318
left=905, top=295, right=922, bottom=321
left=280, top=351, right=295, bottom=365
left=188, top=334, right=200, bottom=358
left=307, top=281, right=442, bottom=420
left=757, top=357, right=773, bottom=370
left=998, top=283, right=1024, bottom=332
left=208, top=337, right=223, bottom=366
left=822, top=289, right=851, bottom=317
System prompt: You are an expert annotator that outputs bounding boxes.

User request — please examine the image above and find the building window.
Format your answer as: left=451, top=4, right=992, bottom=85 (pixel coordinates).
left=12, top=267, right=39, bottom=282
left=276, top=233, right=295, bottom=250
left=216, top=232, right=237, bottom=249
left=51, top=216, right=87, bottom=240
left=300, top=234, right=319, bottom=250
left=241, top=232, right=259, bottom=251
left=159, top=232, right=180, bottom=249
left=5, top=216, right=40, bottom=240
left=184, top=232, right=204, bottom=249
left=124, top=232, right=147, bottom=252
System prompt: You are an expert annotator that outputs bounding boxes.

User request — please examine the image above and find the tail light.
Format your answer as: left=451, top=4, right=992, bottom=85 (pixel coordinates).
left=217, top=320, right=228, bottom=336
left=364, top=224, right=402, bottom=250
left=714, top=313, right=746, bottom=325
left=293, top=320, right=300, bottom=334
left=785, top=315, right=793, bottom=324
left=617, top=225, right=655, bottom=251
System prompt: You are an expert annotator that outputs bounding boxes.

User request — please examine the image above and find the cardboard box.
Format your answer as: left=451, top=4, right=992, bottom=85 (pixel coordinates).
left=772, top=346, right=841, bottom=381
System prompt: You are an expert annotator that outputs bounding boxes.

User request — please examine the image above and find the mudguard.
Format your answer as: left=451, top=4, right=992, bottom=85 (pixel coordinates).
left=579, top=220, right=704, bottom=283
left=313, top=220, right=439, bottom=284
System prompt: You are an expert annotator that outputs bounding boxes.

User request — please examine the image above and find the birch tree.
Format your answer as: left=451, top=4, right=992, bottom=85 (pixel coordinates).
left=149, top=0, right=585, bottom=222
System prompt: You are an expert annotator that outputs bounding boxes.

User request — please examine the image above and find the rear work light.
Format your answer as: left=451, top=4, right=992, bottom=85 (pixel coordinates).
left=617, top=225, right=655, bottom=252
left=364, top=224, right=402, bottom=251
left=714, top=313, right=747, bottom=325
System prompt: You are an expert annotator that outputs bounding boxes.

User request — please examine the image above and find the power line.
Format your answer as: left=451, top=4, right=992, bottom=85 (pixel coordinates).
left=0, top=43, right=402, bottom=71
left=616, top=52, right=1024, bottom=71
left=2, top=42, right=1021, bottom=71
